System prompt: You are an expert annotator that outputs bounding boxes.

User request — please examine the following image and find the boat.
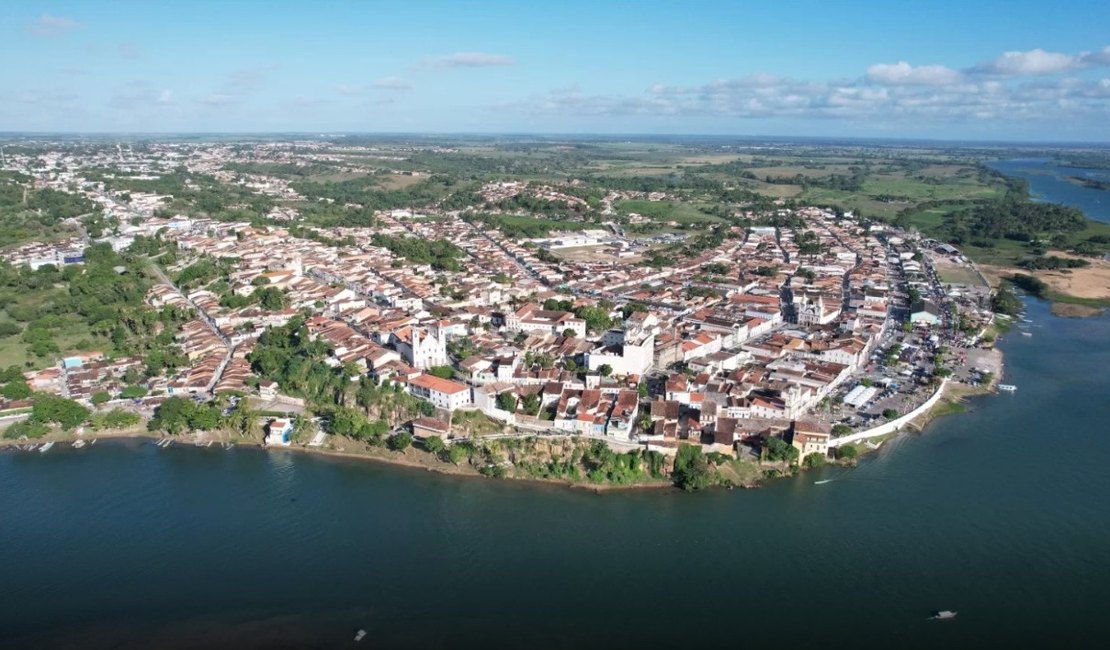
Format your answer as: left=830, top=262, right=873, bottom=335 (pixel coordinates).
left=354, top=629, right=367, bottom=642
left=72, top=439, right=86, bottom=449
left=998, top=384, right=1017, bottom=392
left=930, top=610, right=957, bottom=620
left=38, top=442, right=55, bottom=453
left=814, top=479, right=833, bottom=485
left=1021, top=332, right=1032, bottom=337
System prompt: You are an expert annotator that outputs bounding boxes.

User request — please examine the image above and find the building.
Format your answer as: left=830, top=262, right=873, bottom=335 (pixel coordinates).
left=788, top=420, right=830, bottom=460
left=265, top=418, right=293, bottom=446
left=407, top=374, right=472, bottom=410
left=910, top=299, right=942, bottom=326
left=393, top=323, right=448, bottom=370
left=506, top=303, right=587, bottom=338
left=258, top=380, right=279, bottom=401
left=585, top=327, right=655, bottom=377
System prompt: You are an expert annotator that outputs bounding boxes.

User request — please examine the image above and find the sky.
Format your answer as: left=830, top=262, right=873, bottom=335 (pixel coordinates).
left=2, top=0, right=1110, bottom=141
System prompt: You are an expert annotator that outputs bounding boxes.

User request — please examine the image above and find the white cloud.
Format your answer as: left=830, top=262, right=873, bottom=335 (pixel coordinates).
left=372, top=76, right=412, bottom=90
left=867, top=62, right=963, bottom=86
left=419, top=52, right=514, bottom=69
left=1080, top=45, right=1110, bottom=66
left=971, top=48, right=1078, bottom=76
left=157, top=89, right=173, bottom=105
left=507, top=71, right=1110, bottom=128
left=29, top=14, right=80, bottom=37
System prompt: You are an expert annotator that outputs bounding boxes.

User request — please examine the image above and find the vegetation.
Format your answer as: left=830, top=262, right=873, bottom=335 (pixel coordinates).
left=673, top=443, right=714, bottom=490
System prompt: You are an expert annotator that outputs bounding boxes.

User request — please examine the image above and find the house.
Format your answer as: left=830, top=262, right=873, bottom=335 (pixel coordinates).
left=258, top=380, right=279, bottom=401
left=788, top=420, right=830, bottom=460
left=407, top=374, right=472, bottom=410
left=412, top=416, right=451, bottom=439
left=265, top=418, right=293, bottom=447
left=506, top=303, right=586, bottom=338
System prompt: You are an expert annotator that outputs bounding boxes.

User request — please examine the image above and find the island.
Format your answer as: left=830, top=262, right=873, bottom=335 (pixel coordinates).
left=3, top=137, right=1106, bottom=489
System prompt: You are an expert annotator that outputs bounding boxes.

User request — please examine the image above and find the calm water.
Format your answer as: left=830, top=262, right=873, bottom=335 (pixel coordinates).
left=3, top=299, right=1110, bottom=649
left=986, top=157, right=1110, bottom=223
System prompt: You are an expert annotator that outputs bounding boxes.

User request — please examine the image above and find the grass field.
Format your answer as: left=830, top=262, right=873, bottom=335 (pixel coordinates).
left=616, top=199, right=723, bottom=225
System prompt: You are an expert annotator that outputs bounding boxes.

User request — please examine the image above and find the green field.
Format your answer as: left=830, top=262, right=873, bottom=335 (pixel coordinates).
left=616, top=199, right=723, bottom=225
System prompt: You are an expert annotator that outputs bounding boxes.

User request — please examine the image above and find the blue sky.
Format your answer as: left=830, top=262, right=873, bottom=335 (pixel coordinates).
left=2, top=0, right=1110, bottom=140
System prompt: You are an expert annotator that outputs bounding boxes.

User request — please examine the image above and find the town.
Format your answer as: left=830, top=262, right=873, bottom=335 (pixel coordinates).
left=0, top=138, right=1009, bottom=487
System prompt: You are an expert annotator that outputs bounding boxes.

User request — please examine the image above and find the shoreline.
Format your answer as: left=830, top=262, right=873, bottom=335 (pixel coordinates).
left=3, top=333, right=1015, bottom=492
left=0, top=428, right=678, bottom=493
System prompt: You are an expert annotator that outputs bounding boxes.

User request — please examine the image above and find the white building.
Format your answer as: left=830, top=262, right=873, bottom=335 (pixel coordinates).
left=407, top=374, right=472, bottom=410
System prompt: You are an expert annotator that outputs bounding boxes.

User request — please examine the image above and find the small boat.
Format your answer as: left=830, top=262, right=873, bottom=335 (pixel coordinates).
left=1021, top=332, right=1032, bottom=337
left=354, top=629, right=367, bottom=642
left=814, top=479, right=833, bottom=485
left=72, top=439, right=86, bottom=449
left=998, top=384, right=1017, bottom=392
left=38, top=442, right=55, bottom=453
left=930, top=610, right=957, bottom=620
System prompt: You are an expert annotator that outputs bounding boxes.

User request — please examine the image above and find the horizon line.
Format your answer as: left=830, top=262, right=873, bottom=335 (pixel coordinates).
left=1, top=131, right=1109, bottom=147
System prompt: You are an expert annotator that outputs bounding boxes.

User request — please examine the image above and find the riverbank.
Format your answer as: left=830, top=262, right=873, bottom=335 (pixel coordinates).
left=0, top=426, right=681, bottom=492
left=979, top=253, right=1110, bottom=316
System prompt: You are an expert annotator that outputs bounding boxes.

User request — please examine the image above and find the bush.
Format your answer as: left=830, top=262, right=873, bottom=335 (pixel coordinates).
left=882, top=408, right=899, bottom=419
left=2, top=419, right=51, bottom=439
left=2, top=380, right=32, bottom=401
left=673, top=443, right=714, bottom=491
left=387, top=430, right=413, bottom=452
left=765, top=437, right=799, bottom=463
left=423, top=435, right=445, bottom=455
left=90, top=392, right=112, bottom=406
left=803, top=452, right=826, bottom=469
left=119, top=385, right=148, bottom=399
left=835, top=445, right=859, bottom=461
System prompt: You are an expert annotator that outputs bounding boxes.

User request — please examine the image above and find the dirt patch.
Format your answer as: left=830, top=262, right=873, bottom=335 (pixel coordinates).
left=981, top=252, right=1110, bottom=301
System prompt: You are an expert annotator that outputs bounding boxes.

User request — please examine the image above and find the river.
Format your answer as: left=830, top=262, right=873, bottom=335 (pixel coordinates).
left=986, top=157, right=1110, bottom=224
left=3, top=297, right=1110, bottom=649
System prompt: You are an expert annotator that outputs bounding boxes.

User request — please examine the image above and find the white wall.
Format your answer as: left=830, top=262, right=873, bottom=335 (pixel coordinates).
left=828, top=379, right=947, bottom=448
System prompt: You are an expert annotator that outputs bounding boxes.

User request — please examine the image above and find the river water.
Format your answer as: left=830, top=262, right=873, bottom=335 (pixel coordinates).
left=985, top=158, right=1110, bottom=224
left=3, top=298, right=1110, bottom=649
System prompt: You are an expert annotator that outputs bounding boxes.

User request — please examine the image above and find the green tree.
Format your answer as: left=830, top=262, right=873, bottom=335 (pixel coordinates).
left=388, top=430, right=413, bottom=452
left=423, top=435, right=445, bottom=455
left=673, top=443, right=714, bottom=491
left=90, top=391, right=112, bottom=406
left=765, top=437, right=799, bottom=464
left=835, top=445, right=859, bottom=461
left=803, top=452, right=826, bottom=469
left=428, top=365, right=455, bottom=379
left=30, top=394, right=90, bottom=430
left=882, top=408, right=899, bottom=419
left=1, top=379, right=32, bottom=401
left=598, top=364, right=613, bottom=377
left=497, top=392, right=518, bottom=412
